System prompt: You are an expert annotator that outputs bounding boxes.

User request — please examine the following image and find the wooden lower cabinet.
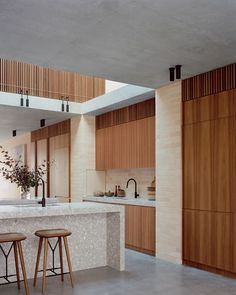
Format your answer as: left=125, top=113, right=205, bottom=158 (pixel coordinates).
left=125, top=205, right=156, bottom=256
left=85, top=201, right=156, bottom=256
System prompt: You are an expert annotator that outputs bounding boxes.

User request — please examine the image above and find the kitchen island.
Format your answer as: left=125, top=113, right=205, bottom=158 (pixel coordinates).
left=83, top=196, right=156, bottom=256
left=0, top=202, right=125, bottom=281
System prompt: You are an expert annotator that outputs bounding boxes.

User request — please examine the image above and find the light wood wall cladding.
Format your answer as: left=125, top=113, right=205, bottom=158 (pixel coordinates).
left=96, top=116, right=155, bottom=169
left=0, top=59, right=105, bottom=102
left=31, top=120, right=71, bottom=201
left=31, top=119, right=70, bottom=142
left=182, top=63, right=236, bottom=101
left=49, top=134, right=69, bottom=200
left=96, top=98, right=155, bottom=129
left=182, top=68, right=236, bottom=278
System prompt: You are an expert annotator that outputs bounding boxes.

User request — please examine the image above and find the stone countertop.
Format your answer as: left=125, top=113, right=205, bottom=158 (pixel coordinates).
left=83, top=196, right=156, bottom=207
left=0, top=202, right=123, bottom=220
left=0, top=197, right=57, bottom=206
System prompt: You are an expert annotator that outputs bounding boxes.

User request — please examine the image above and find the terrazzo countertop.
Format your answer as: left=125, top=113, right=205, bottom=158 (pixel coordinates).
left=0, top=197, right=57, bottom=206
left=83, top=196, right=156, bottom=207
left=0, top=202, right=123, bottom=220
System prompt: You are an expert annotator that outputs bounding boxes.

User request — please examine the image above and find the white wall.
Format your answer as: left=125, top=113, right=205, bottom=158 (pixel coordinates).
left=155, top=82, right=182, bottom=264
left=70, top=115, right=96, bottom=201
left=0, top=133, right=31, bottom=199
left=105, top=80, right=127, bottom=93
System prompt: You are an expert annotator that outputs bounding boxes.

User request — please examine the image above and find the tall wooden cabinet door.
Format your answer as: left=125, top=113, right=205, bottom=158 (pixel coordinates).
left=136, top=116, right=155, bottom=168
left=96, top=129, right=105, bottom=170
left=183, top=210, right=196, bottom=262
left=125, top=205, right=142, bottom=248
left=141, top=207, right=156, bottom=253
left=183, top=210, right=232, bottom=271
left=231, top=213, right=236, bottom=272
left=183, top=124, right=196, bottom=209
left=195, top=121, right=212, bottom=211
left=212, top=118, right=233, bottom=212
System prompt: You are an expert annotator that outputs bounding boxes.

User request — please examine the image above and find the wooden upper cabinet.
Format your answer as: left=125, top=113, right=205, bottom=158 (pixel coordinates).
left=136, top=116, right=155, bottom=168
left=96, top=128, right=105, bottom=170
left=96, top=116, right=155, bottom=170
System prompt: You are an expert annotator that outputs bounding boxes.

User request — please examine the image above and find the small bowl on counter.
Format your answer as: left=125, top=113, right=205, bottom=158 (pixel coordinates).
left=105, top=191, right=115, bottom=197
left=93, top=191, right=105, bottom=197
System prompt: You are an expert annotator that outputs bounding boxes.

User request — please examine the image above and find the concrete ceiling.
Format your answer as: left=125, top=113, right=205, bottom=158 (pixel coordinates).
left=0, top=0, right=235, bottom=88
left=0, top=105, right=74, bottom=143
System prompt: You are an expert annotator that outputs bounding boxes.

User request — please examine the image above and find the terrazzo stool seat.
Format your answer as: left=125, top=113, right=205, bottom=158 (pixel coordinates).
left=33, top=229, right=74, bottom=293
left=0, top=233, right=29, bottom=295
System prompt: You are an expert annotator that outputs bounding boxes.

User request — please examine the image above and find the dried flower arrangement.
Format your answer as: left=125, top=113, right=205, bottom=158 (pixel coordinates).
left=0, top=145, right=48, bottom=197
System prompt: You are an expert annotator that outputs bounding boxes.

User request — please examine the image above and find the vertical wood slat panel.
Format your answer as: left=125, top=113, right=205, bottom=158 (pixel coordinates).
left=182, top=63, right=236, bottom=101
left=96, top=98, right=155, bottom=129
left=183, top=65, right=236, bottom=278
left=0, top=58, right=105, bottom=102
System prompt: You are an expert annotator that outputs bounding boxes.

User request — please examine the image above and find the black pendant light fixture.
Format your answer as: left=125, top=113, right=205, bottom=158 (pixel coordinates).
left=61, top=96, right=65, bottom=112
left=12, top=130, right=16, bottom=137
left=20, top=89, right=24, bottom=106
left=66, top=97, right=69, bottom=112
left=26, top=90, right=29, bottom=107
left=40, top=119, right=46, bottom=128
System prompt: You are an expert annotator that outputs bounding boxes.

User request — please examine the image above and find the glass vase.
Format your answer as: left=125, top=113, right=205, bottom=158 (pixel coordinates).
left=20, top=189, right=31, bottom=200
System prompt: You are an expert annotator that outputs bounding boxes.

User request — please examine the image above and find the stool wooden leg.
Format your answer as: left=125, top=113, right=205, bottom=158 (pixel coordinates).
left=13, top=241, right=20, bottom=290
left=17, top=241, right=30, bottom=295
left=58, top=237, right=64, bottom=282
left=63, top=237, right=74, bottom=288
left=34, top=237, right=43, bottom=287
left=42, top=238, right=48, bottom=294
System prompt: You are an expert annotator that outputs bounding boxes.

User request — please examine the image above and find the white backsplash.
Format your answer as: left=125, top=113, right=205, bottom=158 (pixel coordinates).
left=86, top=168, right=155, bottom=199
left=105, top=168, right=155, bottom=199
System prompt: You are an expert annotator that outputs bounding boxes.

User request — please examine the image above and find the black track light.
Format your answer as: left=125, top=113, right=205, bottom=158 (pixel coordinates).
left=12, top=130, right=16, bottom=137
left=66, top=97, right=69, bottom=112
left=169, top=67, right=175, bottom=82
left=175, top=65, right=182, bottom=79
left=20, top=89, right=24, bottom=106
left=26, top=90, right=29, bottom=107
left=40, top=119, right=46, bottom=128
left=61, top=96, right=65, bottom=112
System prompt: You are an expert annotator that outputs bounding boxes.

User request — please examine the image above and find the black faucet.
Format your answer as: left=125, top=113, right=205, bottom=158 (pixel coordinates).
left=37, top=177, right=46, bottom=207
left=126, top=178, right=139, bottom=199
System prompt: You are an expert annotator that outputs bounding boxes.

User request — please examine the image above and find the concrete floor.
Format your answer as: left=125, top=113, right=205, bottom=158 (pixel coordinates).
left=1, top=250, right=236, bottom=295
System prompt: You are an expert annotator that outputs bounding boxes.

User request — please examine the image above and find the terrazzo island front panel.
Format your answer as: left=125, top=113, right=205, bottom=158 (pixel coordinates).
left=0, top=202, right=125, bottom=280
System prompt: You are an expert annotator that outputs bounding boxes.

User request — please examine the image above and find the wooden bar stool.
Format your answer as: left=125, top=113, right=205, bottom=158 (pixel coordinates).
left=33, top=229, right=74, bottom=293
left=0, top=233, right=29, bottom=295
